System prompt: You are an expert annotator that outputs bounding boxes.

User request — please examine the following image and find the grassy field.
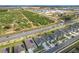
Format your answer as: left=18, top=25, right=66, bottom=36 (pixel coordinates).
left=0, top=9, right=54, bottom=35
left=21, top=10, right=54, bottom=26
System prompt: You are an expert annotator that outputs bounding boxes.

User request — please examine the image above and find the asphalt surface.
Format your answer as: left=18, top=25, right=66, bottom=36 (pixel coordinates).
left=0, top=20, right=78, bottom=43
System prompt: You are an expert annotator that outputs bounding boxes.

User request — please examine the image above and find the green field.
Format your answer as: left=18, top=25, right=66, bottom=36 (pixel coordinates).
left=0, top=9, right=54, bottom=35
left=21, top=10, right=54, bottom=26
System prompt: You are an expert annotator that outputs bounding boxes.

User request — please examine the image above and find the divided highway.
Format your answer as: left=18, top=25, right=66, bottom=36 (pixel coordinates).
left=0, top=20, right=78, bottom=43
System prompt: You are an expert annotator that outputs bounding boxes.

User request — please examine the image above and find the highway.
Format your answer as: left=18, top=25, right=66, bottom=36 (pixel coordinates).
left=0, top=20, right=78, bottom=43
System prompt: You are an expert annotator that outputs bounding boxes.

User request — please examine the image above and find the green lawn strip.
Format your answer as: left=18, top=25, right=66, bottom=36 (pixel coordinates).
left=33, top=45, right=44, bottom=52
left=0, top=39, right=23, bottom=49
left=58, top=36, right=66, bottom=41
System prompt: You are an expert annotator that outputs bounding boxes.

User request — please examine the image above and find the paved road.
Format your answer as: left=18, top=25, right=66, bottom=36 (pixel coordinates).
left=0, top=20, right=78, bottom=43
left=43, top=31, right=79, bottom=53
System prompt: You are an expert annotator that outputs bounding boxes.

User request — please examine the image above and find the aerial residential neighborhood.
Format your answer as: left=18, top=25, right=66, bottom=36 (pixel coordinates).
left=0, top=6, right=79, bottom=53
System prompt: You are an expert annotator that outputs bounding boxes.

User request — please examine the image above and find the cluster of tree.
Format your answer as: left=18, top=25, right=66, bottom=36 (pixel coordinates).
left=59, top=13, right=76, bottom=22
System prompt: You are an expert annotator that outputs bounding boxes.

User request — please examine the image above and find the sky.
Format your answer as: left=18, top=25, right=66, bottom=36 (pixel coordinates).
left=0, top=0, right=79, bottom=5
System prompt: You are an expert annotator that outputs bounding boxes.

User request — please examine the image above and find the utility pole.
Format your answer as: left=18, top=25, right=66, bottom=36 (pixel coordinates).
left=22, top=40, right=28, bottom=53
left=32, top=37, right=39, bottom=48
